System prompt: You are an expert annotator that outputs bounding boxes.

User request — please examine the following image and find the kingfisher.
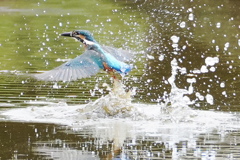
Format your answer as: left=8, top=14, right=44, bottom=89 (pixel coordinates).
left=35, top=30, right=133, bottom=81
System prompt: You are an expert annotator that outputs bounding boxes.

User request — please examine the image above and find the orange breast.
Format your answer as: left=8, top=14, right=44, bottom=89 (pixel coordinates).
left=103, top=62, right=115, bottom=72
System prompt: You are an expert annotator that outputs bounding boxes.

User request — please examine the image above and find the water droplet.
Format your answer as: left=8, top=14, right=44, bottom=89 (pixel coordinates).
left=170, top=35, right=180, bottom=43
left=158, top=54, right=164, bottom=61
left=224, top=42, right=230, bottom=50
left=182, top=45, right=187, bottom=50
left=209, top=67, right=216, bottom=72
left=148, top=78, right=154, bottom=83
left=179, top=21, right=186, bottom=28
left=200, top=65, right=208, bottom=73
left=187, top=78, right=196, bottom=83
left=206, top=94, right=214, bottom=105
left=187, top=8, right=193, bottom=12
left=147, top=54, right=154, bottom=59
left=188, top=13, right=194, bottom=21
left=205, top=57, right=219, bottom=66
left=216, top=22, right=221, bottom=28
left=53, top=83, right=61, bottom=89
left=196, top=92, right=204, bottom=101
left=172, top=51, right=178, bottom=55
left=222, top=91, right=227, bottom=96
left=220, top=82, right=225, bottom=88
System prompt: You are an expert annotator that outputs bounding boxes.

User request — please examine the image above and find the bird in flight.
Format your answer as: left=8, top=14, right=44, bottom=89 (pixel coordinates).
left=35, top=30, right=133, bottom=81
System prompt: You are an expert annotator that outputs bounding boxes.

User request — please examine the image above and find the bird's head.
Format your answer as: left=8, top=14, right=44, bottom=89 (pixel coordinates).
left=61, top=30, right=97, bottom=43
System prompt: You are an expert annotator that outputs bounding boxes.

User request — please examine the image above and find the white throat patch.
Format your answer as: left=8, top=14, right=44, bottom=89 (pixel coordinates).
left=83, top=39, right=95, bottom=45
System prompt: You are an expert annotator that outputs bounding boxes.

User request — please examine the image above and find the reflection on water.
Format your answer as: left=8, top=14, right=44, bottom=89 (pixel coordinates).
left=1, top=114, right=240, bottom=159
left=0, top=0, right=240, bottom=159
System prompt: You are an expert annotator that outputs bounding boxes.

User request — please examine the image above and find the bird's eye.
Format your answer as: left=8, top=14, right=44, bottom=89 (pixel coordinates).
left=72, top=31, right=76, bottom=35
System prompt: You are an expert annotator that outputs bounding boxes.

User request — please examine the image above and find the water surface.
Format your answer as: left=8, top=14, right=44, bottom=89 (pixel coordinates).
left=0, top=0, right=240, bottom=159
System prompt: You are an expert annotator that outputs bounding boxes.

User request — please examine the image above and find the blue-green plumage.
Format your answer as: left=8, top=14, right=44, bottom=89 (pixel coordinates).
left=35, top=30, right=133, bottom=81
left=85, top=41, right=132, bottom=73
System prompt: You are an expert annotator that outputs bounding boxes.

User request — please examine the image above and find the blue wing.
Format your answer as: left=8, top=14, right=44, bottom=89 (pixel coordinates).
left=102, top=52, right=132, bottom=74
left=101, top=46, right=133, bottom=74
left=35, top=50, right=103, bottom=81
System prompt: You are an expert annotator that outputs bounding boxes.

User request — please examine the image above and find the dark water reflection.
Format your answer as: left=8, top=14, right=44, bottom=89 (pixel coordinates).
left=1, top=121, right=240, bottom=160
left=0, top=0, right=240, bottom=159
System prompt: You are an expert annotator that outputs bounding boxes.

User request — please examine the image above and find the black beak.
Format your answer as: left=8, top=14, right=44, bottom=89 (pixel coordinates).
left=61, top=31, right=84, bottom=43
left=61, top=32, right=72, bottom=37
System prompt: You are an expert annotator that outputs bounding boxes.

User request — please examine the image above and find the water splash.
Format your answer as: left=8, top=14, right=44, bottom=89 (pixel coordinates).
left=78, top=79, right=136, bottom=118
left=76, top=58, right=198, bottom=122
left=1, top=58, right=199, bottom=122
left=160, top=58, right=197, bottom=122
left=167, top=58, right=195, bottom=107
left=0, top=59, right=235, bottom=127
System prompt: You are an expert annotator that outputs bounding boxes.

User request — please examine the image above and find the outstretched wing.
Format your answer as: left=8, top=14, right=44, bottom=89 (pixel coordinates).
left=101, top=46, right=134, bottom=62
left=34, top=50, right=103, bottom=82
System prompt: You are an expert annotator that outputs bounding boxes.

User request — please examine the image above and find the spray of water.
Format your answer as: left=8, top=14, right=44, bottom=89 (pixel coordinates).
left=78, top=79, right=135, bottom=118
left=76, top=58, right=197, bottom=122
left=1, top=58, right=198, bottom=122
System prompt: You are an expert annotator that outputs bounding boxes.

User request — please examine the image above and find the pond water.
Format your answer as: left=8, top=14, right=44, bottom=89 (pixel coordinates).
left=0, top=0, right=240, bottom=159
